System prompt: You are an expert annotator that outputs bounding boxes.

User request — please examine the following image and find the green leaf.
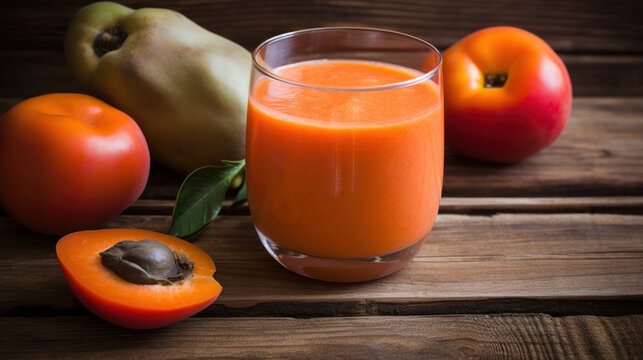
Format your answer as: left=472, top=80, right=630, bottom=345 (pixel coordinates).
left=231, top=179, right=247, bottom=209
left=169, top=160, right=245, bottom=240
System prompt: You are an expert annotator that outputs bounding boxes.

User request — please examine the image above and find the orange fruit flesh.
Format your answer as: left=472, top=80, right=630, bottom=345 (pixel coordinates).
left=56, top=229, right=221, bottom=312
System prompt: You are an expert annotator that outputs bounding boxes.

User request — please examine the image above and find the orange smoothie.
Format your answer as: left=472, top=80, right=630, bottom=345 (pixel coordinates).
left=246, top=60, right=443, bottom=259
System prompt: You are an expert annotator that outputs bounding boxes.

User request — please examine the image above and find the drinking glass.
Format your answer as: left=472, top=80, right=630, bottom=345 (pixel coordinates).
left=246, top=27, right=443, bottom=282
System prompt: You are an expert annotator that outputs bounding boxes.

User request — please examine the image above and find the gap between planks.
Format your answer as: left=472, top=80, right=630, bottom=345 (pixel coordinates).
left=124, top=196, right=643, bottom=216
left=5, top=298, right=643, bottom=319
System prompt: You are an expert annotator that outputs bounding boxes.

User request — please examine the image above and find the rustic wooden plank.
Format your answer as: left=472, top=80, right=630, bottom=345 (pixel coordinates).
left=562, top=55, right=643, bottom=96
left=0, top=51, right=78, bottom=99
left=444, top=97, right=643, bottom=196
left=1, top=97, right=642, bottom=197
left=1, top=52, right=641, bottom=98
left=1, top=315, right=642, bottom=359
left=107, top=97, right=643, bottom=198
left=1, top=0, right=641, bottom=53
left=140, top=163, right=183, bottom=200
left=1, top=213, right=641, bottom=314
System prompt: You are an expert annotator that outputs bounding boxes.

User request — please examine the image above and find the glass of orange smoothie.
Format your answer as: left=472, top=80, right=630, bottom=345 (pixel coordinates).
left=246, top=28, right=443, bottom=282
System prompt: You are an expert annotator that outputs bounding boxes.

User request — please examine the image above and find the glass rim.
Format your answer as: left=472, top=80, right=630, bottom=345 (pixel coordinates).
left=251, top=27, right=442, bottom=92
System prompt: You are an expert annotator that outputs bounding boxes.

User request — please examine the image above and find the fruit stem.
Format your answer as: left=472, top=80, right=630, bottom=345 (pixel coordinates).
left=93, top=26, right=127, bottom=57
left=484, top=73, right=508, bottom=88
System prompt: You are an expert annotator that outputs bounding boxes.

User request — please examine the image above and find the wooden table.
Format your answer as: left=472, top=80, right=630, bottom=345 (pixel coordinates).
left=2, top=1, right=642, bottom=358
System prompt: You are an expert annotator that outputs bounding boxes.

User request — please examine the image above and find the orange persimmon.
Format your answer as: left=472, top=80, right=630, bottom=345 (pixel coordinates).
left=0, top=93, right=150, bottom=235
left=442, top=27, right=571, bottom=163
left=56, top=229, right=222, bottom=329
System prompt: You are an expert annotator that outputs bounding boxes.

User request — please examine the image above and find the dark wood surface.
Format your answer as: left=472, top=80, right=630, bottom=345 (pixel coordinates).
left=3, top=315, right=642, bottom=359
left=1, top=0, right=643, bottom=98
left=4, top=96, right=638, bottom=200
left=1, top=0, right=642, bottom=359
left=2, top=211, right=642, bottom=313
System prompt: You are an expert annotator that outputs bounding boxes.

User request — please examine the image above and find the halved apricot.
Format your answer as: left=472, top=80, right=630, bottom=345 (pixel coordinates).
left=56, top=229, right=221, bottom=329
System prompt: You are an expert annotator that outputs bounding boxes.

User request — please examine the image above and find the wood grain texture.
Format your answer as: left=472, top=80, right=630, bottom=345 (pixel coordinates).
left=7, top=95, right=638, bottom=201
left=146, top=96, right=641, bottom=198
left=562, top=55, right=643, bottom=96
left=1, top=0, right=642, bottom=97
left=444, top=97, right=643, bottom=197
left=2, top=52, right=642, bottom=98
left=1, top=0, right=641, bottom=53
left=124, top=97, right=643, bottom=198
left=1, top=1, right=641, bottom=356
left=1, top=213, right=641, bottom=314
left=436, top=196, right=643, bottom=215
left=0, top=96, right=624, bottom=200
left=1, top=315, right=642, bottom=359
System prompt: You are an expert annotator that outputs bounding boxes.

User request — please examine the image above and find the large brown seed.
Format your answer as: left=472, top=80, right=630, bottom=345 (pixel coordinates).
left=100, top=239, right=194, bottom=285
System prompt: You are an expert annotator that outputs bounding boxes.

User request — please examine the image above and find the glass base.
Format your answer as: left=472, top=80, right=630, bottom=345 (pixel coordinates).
left=257, top=228, right=425, bottom=282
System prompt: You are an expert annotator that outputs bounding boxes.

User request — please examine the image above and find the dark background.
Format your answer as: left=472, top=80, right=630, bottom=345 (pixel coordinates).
left=1, top=0, right=642, bottom=99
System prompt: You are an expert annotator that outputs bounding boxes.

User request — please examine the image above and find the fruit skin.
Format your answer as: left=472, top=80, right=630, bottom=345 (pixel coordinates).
left=56, top=229, right=222, bottom=329
left=442, top=26, right=572, bottom=163
left=0, top=93, right=150, bottom=235
left=65, top=1, right=251, bottom=174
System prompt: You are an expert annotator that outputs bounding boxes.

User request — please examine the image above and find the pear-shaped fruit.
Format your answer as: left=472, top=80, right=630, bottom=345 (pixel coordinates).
left=65, top=1, right=251, bottom=174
